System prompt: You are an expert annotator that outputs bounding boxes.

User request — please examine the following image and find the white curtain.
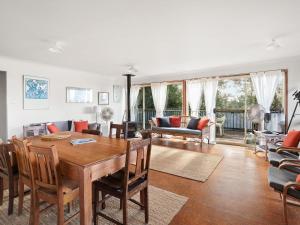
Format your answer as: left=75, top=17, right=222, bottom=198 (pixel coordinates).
left=186, top=80, right=203, bottom=117
left=151, top=82, right=168, bottom=117
left=130, top=85, right=141, bottom=122
left=204, top=78, right=219, bottom=144
left=250, top=70, right=282, bottom=130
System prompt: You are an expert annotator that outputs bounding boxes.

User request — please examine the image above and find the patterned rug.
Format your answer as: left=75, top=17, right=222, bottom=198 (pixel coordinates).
left=150, top=145, right=223, bottom=182
left=0, top=185, right=187, bottom=225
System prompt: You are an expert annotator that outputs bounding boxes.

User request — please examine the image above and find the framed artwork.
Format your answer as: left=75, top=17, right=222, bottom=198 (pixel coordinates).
left=23, top=75, right=49, bottom=109
left=66, top=87, right=93, bottom=103
left=98, top=92, right=109, bottom=105
left=113, top=85, right=122, bottom=103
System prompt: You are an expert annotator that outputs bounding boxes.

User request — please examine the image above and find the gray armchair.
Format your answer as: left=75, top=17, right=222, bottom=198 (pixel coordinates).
left=268, top=162, right=300, bottom=225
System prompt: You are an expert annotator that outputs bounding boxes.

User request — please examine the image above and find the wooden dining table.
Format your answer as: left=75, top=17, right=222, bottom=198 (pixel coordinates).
left=29, top=132, right=128, bottom=225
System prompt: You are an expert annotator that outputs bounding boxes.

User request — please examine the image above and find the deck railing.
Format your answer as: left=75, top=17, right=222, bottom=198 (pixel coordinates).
left=136, top=108, right=284, bottom=131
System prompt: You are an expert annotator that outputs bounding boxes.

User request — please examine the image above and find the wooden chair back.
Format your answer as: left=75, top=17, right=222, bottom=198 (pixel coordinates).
left=28, top=145, right=61, bottom=192
left=109, top=122, right=127, bottom=139
left=12, top=138, right=31, bottom=179
left=0, top=144, right=14, bottom=177
left=123, top=138, right=152, bottom=190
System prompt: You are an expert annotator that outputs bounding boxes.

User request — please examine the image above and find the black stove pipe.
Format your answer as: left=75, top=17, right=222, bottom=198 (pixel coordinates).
left=122, top=74, right=135, bottom=121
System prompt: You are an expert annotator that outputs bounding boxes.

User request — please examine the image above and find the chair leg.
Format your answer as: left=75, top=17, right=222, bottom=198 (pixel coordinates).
left=140, top=190, right=145, bottom=209
left=101, top=191, right=106, bottom=209
left=32, top=192, right=39, bottom=225
left=283, top=194, right=289, bottom=225
left=0, top=177, right=3, bottom=206
left=122, top=197, right=128, bottom=225
left=57, top=202, right=65, bottom=225
left=120, top=198, right=123, bottom=210
left=18, top=179, right=24, bottom=215
left=144, top=187, right=149, bottom=224
left=93, top=188, right=99, bottom=225
left=8, top=178, right=14, bottom=215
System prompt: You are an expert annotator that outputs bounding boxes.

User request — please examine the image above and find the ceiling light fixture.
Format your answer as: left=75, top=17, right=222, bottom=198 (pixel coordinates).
left=266, top=39, right=281, bottom=51
left=48, top=41, right=65, bottom=54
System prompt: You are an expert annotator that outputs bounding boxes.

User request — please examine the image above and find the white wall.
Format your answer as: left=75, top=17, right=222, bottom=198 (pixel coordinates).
left=134, top=55, right=300, bottom=130
left=0, top=56, right=124, bottom=138
left=0, top=71, right=7, bottom=140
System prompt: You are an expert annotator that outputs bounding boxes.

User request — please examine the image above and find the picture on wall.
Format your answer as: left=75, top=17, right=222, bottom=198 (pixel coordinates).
left=66, top=87, right=93, bottom=103
left=98, top=92, right=109, bottom=105
left=23, top=75, right=49, bottom=109
left=113, top=85, right=123, bottom=103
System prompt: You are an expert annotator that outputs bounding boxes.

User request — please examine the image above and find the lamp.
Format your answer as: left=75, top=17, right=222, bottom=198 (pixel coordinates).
left=93, top=105, right=101, bottom=123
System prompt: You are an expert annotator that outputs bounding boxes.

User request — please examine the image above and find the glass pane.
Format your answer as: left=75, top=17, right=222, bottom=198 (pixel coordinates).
left=165, top=83, right=182, bottom=116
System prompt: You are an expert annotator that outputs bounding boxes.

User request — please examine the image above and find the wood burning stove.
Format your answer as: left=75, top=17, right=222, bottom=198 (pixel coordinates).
left=123, top=74, right=138, bottom=138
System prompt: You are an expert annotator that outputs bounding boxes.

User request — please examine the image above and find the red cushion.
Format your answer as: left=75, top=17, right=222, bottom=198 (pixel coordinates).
left=47, top=124, right=60, bottom=133
left=74, top=121, right=88, bottom=133
left=169, top=116, right=181, bottom=127
left=296, top=174, right=300, bottom=190
left=282, top=130, right=300, bottom=148
left=156, top=118, right=161, bottom=127
left=197, top=117, right=209, bottom=130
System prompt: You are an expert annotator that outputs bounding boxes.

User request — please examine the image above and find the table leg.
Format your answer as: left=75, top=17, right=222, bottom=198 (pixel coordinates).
left=79, top=167, right=92, bottom=225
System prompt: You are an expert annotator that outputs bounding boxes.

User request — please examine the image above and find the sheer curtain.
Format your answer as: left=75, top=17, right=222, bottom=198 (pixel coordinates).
left=151, top=82, right=168, bottom=117
left=204, top=78, right=219, bottom=143
left=186, top=80, right=203, bottom=117
left=130, top=85, right=141, bottom=121
left=250, top=70, right=282, bottom=130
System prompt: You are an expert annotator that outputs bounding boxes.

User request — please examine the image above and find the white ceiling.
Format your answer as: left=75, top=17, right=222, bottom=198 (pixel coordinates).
left=0, top=0, right=300, bottom=77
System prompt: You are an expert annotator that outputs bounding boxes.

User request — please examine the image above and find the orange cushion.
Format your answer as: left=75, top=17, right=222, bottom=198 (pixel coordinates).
left=47, top=124, right=60, bottom=133
left=197, top=117, right=209, bottom=130
left=74, top=121, right=88, bottom=133
left=282, top=130, right=300, bottom=148
left=169, top=116, right=181, bottom=127
left=296, top=174, right=300, bottom=190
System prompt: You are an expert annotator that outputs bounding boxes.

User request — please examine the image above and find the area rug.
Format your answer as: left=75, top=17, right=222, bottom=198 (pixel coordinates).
left=150, top=145, right=223, bottom=182
left=0, top=185, right=187, bottom=225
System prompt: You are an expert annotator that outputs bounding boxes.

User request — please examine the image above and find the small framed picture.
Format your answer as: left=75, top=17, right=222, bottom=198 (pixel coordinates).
left=98, top=92, right=109, bottom=105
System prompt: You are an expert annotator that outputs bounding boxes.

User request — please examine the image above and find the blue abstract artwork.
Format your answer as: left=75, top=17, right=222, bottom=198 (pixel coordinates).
left=25, top=78, right=49, bottom=99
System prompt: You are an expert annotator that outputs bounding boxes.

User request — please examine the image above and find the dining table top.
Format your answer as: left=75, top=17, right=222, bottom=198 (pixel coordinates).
left=29, top=132, right=128, bottom=168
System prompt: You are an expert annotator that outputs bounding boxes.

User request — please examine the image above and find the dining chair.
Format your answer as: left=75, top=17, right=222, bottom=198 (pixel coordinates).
left=82, top=129, right=102, bottom=136
left=12, top=138, right=35, bottom=216
left=93, top=137, right=152, bottom=225
left=109, top=122, right=127, bottom=139
left=27, top=144, right=79, bottom=225
left=0, top=143, right=19, bottom=215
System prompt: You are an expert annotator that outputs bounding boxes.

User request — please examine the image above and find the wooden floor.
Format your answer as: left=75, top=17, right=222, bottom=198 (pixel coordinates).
left=150, top=137, right=300, bottom=225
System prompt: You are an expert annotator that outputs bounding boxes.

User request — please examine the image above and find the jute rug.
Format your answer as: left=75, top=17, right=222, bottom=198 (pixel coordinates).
left=0, top=185, right=187, bottom=225
left=150, top=145, right=223, bottom=182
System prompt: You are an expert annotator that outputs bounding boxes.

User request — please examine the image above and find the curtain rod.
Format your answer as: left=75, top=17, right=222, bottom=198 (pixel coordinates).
left=133, top=68, right=287, bottom=86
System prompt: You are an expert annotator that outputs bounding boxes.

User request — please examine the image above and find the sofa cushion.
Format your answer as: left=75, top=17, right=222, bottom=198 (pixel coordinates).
left=152, top=127, right=202, bottom=135
left=157, top=117, right=170, bottom=127
left=187, top=118, right=200, bottom=130
left=197, top=117, right=209, bottom=130
left=88, top=123, right=100, bottom=131
left=47, top=124, right=60, bottom=133
left=282, top=130, right=300, bottom=148
left=169, top=116, right=181, bottom=127
left=268, top=167, right=300, bottom=199
left=74, top=121, right=89, bottom=132
left=268, top=151, right=299, bottom=167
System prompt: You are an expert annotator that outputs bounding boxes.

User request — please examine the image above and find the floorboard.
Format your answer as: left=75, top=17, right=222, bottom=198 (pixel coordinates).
left=150, top=137, right=300, bottom=225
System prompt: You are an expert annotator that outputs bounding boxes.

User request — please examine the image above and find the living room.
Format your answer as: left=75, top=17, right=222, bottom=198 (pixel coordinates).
left=1, top=1, right=300, bottom=225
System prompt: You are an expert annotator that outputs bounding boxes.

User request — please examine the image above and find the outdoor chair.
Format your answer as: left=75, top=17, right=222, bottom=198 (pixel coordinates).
left=215, top=115, right=226, bottom=136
